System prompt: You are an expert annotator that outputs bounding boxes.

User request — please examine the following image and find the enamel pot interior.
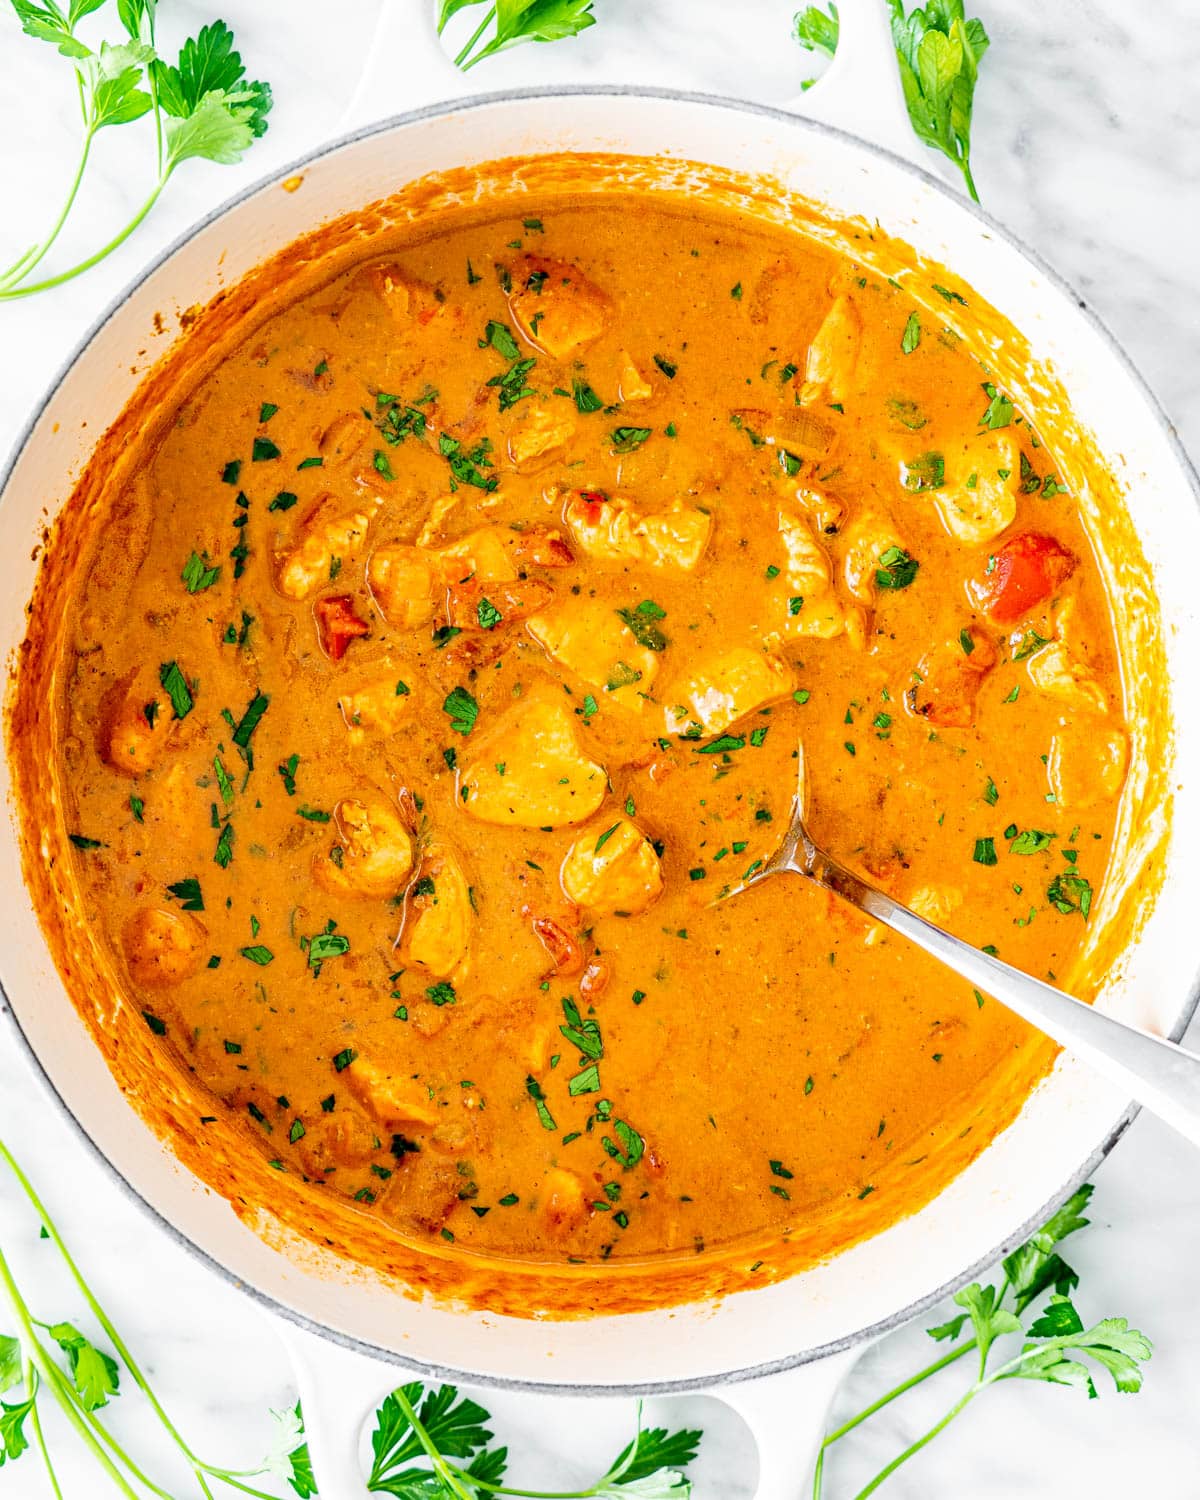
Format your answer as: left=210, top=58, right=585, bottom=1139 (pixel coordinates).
left=2, top=89, right=1199, bottom=1393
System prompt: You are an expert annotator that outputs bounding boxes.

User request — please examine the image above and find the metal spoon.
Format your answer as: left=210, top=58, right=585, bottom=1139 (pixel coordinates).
left=719, top=749, right=1200, bottom=1149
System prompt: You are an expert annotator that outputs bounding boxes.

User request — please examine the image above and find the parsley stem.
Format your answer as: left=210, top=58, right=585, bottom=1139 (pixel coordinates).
left=960, top=155, right=980, bottom=204
left=851, top=1385, right=978, bottom=1500
left=387, top=1386, right=480, bottom=1500
left=455, top=5, right=497, bottom=68
left=0, top=1244, right=142, bottom=1500
left=0, top=127, right=96, bottom=292
left=0, top=174, right=168, bottom=301
left=27, top=1362, right=66, bottom=1500
left=811, top=1340, right=973, bottom=1497
left=0, top=1136, right=231, bottom=1498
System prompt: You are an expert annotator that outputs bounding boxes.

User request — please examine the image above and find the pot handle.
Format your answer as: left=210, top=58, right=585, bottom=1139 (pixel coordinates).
left=340, top=6, right=467, bottom=130
left=342, top=1, right=936, bottom=182
left=782, top=0, right=932, bottom=172
left=719, top=1349, right=860, bottom=1500
left=277, top=1312, right=860, bottom=1499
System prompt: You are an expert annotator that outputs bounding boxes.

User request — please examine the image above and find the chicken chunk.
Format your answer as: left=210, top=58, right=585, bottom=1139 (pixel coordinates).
left=799, top=294, right=861, bottom=406
left=664, top=647, right=795, bottom=738
left=617, top=351, right=652, bottom=402
left=439, top=526, right=520, bottom=584
left=505, top=401, right=576, bottom=471
left=122, top=907, right=207, bottom=988
left=539, top=1167, right=589, bottom=1236
left=526, top=600, right=660, bottom=713
left=459, top=694, right=607, bottom=827
left=842, top=512, right=909, bottom=605
left=354, top=262, right=443, bottom=326
left=343, top=1054, right=439, bottom=1131
left=505, top=256, right=609, bottom=360
left=402, top=840, right=473, bottom=978
left=764, top=503, right=849, bottom=642
left=367, top=545, right=441, bottom=630
left=563, top=489, right=712, bottom=572
left=924, top=433, right=1019, bottom=546
left=276, top=494, right=376, bottom=601
left=1025, top=642, right=1109, bottom=715
left=908, top=627, right=998, bottom=728
left=909, top=886, right=964, bottom=925
left=314, top=799, right=414, bottom=899
left=561, top=817, right=664, bottom=916
left=1047, top=721, right=1128, bottom=810
left=294, top=1109, right=379, bottom=1178
left=337, top=677, right=412, bottom=744
left=101, top=677, right=173, bottom=777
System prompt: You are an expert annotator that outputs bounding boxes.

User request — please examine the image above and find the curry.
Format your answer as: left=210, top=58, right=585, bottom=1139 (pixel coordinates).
left=14, top=181, right=1131, bottom=1291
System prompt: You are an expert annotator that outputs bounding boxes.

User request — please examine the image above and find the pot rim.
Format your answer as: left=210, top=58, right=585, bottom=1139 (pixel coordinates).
left=2, top=82, right=1198, bottom=1396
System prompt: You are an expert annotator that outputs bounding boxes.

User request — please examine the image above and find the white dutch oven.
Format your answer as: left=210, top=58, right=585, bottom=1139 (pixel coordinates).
left=3, top=5, right=1199, bottom=1497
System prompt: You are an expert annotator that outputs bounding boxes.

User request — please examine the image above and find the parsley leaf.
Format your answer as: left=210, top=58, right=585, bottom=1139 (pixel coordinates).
left=443, top=685, right=479, bottom=736
left=445, top=0, right=598, bottom=73
left=1, top=14, right=271, bottom=300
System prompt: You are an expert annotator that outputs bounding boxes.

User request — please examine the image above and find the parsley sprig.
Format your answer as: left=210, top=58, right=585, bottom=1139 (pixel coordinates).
left=812, top=1184, right=1152, bottom=1497
left=0, top=1135, right=312, bottom=1496
left=367, top=1380, right=701, bottom=1498
left=439, top=0, right=598, bottom=73
left=1, top=3, right=271, bottom=299
left=794, top=0, right=990, bottom=202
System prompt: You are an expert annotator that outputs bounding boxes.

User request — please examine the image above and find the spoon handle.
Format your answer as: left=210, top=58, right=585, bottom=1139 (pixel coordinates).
left=810, top=852, right=1200, bottom=1149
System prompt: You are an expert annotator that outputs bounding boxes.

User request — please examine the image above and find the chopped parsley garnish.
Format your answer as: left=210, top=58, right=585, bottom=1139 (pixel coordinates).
left=333, top=1048, right=357, bottom=1072
left=306, top=930, right=350, bottom=975
left=426, top=982, right=457, bottom=1006
left=230, top=691, right=269, bottom=749
left=609, top=426, right=652, bottom=454
left=980, top=382, right=1014, bottom=429
left=268, top=490, right=298, bottom=512
left=166, top=877, right=204, bottom=911
left=616, top=600, right=668, bottom=651
left=525, top=1075, right=557, bottom=1131
left=1047, top=872, right=1093, bottom=918
left=1010, top=828, right=1055, bottom=855
left=901, top=452, right=946, bottom=491
left=875, top=545, right=919, bottom=589
left=438, top=433, right=498, bottom=493
left=572, top=376, right=603, bottom=413
left=696, top=734, right=745, bottom=755
left=277, top=753, right=299, bottom=796
left=972, top=838, right=997, bottom=866
left=653, top=354, right=677, bottom=379
left=251, top=436, right=280, bottom=462
left=68, top=833, right=103, bottom=850
left=239, top=945, right=274, bottom=965
left=477, top=597, right=503, bottom=631
left=181, top=551, right=220, bottom=593
left=901, top=312, right=921, bottom=353
left=482, top=319, right=520, bottom=360
left=443, top=685, right=479, bottom=735
left=159, top=661, right=193, bottom=719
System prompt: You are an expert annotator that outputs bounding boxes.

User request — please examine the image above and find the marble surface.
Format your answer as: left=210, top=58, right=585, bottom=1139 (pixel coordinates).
left=2, top=1, right=1199, bottom=1495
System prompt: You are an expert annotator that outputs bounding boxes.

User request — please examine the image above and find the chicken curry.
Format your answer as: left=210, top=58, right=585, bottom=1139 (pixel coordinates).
left=18, top=181, right=1131, bottom=1294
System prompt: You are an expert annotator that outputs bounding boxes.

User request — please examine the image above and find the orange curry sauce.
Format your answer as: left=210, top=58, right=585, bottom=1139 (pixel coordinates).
left=10, top=178, right=1133, bottom=1307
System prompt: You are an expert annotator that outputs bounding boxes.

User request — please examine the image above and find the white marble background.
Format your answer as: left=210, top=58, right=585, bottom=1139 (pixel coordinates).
left=2, top=1, right=1199, bottom=1495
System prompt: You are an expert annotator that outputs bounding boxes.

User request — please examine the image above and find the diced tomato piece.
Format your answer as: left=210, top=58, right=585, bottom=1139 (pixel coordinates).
left=575, top=488, right=609, bottom=525
left=315, top=594, right=370, bottom=660
left=971, top=533, right=1076, bottom=624
left=530, top=916, right=584, bottom=976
